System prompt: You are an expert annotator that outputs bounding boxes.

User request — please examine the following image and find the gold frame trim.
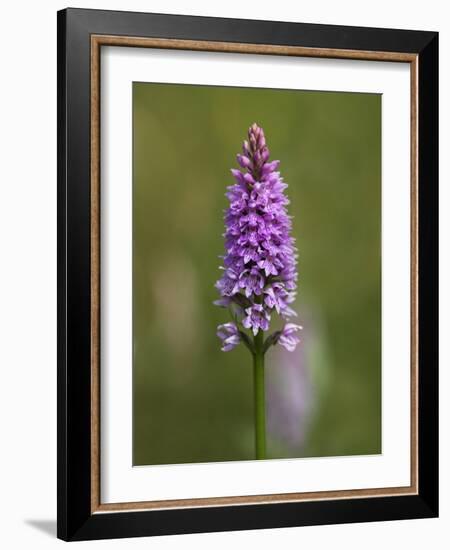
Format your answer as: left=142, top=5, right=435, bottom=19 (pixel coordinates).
left=90, top=35, right=419, bottom=514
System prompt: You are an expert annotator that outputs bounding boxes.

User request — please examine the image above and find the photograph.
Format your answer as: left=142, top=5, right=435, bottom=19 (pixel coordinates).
left=132, top=82, right=382, bottom=466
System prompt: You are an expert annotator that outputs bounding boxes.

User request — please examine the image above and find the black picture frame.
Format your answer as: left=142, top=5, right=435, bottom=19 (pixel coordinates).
left=57, top=7, right=438, bottom=542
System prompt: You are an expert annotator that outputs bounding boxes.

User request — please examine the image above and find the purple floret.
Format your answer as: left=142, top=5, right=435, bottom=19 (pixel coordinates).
left=242, top=304, right=271, bottom=336
left=217, top=323, right=241, bottom=352
left=215, top=123, right=300, bottom=352
left=277, top=323, right=303, bottom=352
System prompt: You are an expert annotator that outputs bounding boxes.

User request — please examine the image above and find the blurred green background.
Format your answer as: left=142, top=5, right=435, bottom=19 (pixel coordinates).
left=133, top=82, right=381, bottom=466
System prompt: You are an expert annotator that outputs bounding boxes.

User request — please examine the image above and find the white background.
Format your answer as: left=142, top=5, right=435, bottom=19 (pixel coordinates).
left=0, top=1, right=447, bottom=548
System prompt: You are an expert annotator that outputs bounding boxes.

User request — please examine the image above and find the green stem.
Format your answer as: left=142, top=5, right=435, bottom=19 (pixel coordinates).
left=253, top=330, right=266, bottom=459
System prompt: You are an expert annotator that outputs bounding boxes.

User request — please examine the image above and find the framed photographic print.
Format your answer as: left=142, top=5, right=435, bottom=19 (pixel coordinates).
left=57, top=8, right=438, bottom=541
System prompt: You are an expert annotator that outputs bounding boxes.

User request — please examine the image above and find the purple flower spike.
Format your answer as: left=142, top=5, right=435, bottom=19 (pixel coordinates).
left=215, top=123, right=300, bottom=352
left=277, top=323, right=303, bottom=352
left=217, top=323, right=241, bottom=352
